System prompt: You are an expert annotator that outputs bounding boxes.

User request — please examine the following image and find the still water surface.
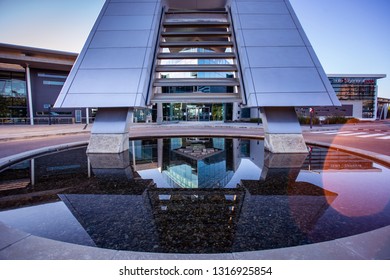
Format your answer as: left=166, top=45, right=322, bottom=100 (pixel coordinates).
left=0, top=137, right=389, bottom=253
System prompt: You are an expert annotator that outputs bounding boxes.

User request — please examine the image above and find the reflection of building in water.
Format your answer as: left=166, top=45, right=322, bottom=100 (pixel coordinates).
left=163, top=138, right=234, bottom=188
left=130, top=138, right=236, bottom=188
left=0, top=147, right=89, bottom=210
left=303, top=146, right=381, bottom=172
left=147, top=186, right=245, bottom=253
left=55, top=151, right=338, bottom=253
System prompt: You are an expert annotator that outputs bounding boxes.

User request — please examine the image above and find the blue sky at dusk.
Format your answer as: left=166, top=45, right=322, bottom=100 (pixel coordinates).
left=0, top=0, right=389, bottom=97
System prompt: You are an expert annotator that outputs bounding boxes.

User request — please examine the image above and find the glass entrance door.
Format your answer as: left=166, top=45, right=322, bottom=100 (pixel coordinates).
left=186, top=106, right=210, bottom=121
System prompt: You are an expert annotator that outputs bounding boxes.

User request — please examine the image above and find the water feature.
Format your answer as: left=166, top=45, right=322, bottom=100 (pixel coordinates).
left=0, top=137, right=389, bottom=254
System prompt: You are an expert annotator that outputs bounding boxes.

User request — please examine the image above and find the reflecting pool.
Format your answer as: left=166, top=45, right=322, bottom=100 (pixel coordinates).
left=0, top=137, right=389, bottom=253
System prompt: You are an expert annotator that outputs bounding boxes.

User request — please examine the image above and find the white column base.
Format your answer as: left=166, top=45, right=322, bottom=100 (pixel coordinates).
left=87, top=133, right=129, bottom=154
left=264, top=133, right=308, bottom=154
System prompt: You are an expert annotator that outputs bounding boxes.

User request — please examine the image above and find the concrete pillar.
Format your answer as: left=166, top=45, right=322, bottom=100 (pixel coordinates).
left=25, top=64, right=34, bottom=125
left=260, top=107, right=308, bottom=153
left=157, top=103, right=163, bottom=124
left=87, top=107, right=132, bottom=154
left=86, top=108, right=90, bottom=125
left=232, top=102, right=239, bottom=121
left=157, top=138, right=163, bottom=172
left=88, top=152, right=133, bottom=180
left=30, top=158, right=35, bottom=186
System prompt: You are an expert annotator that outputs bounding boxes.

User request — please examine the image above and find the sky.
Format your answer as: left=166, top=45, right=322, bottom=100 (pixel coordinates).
left=0, top=0, right=389, bottom=98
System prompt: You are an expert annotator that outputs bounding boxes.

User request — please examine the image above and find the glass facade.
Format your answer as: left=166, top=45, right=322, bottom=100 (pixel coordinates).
left=0, top=71, right=27, bottom=119
left=329, top=77, right=377, bottom=119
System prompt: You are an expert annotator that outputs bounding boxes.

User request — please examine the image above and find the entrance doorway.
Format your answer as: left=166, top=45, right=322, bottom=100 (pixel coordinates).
left=186, top=106, right=210, bottom=121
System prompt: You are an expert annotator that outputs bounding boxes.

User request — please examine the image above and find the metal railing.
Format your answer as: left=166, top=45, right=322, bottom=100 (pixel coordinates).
left=0, top=117, right=95, bottom=125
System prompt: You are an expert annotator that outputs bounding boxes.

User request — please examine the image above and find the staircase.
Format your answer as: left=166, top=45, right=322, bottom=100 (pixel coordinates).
left=149, top=8, right=244, bottom=104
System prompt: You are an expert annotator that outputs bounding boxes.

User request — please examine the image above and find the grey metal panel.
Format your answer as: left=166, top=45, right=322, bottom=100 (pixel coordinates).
left=55, top=0, right=162, bottom=109
left=90, top=30, right=150, bottom=48
left=105, top=2, right=157, bottom=16
left=242, top=68, right=256, bottom=96
left=232, top=0, right=340, bottom=107
left=69, top=69, right=142, bottom=94
left=254, top=92, right=333, bottom=107
left=239, top=15, right=295, bottom=29
left=246, top=93, right=258, bottom=107
left=80, top=48, right=147, bottom=69
left=91, top=108, right=132, bottom=134
left=136, top=68, right=150, bottom=103
left=61, top=93, right=138, bottom=108
left=98, top=15, right=154, bottom=30
left=260, top=107, right=302, bottom=134
left=236, top=2, right=289, bottom=14
left=246, top=47, right=313, bottom=68
left=251, top=68, right=326, bottom=93
left=241, top=29, right=304, bottom=47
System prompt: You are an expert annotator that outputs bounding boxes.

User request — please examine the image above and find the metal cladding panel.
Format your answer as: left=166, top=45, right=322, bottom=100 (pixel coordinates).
left=241, top=29, right=304, bottom=47
left=69, top=69, right=142, bottom=94
left=80, top=48, right=147, bottom=69
left=246, top=47, right=313, bottom=68
left=105, top=2, right=158, bottom=15
left=236, top=2, right=289, bottom=14
left=60, top=94, right=137, bottom=107
left=232, top=0, right=340, bottom=107
left=90, top=31, right=150, bottom=48
left=55, top=0, right=161, bottom=108
left=239, top=15, right=295, bottom=29
left=251, top=68, right=326, bottom=93
left=98, top=15, right=154, bottom=30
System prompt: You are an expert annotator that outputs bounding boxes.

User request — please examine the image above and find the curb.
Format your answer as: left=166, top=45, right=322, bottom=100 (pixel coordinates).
left=0, top=141, right=88, bottom=171
left=0, top=130, right=90, bottom=142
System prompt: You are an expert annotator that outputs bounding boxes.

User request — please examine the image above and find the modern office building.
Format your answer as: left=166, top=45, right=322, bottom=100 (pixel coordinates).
left=297, top=74, right=387, bottom=121
left=0, top=43, right=82, bottom=124
left=1, top=44, right=386, bottom=124
left=53, top=0, right=341, bottom=153
left=1, top=1, right=388, bottom=152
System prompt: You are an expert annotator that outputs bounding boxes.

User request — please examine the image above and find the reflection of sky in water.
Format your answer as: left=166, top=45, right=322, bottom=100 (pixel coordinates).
left=297, top=164, right=390, bottom=218
left=1, top=139, right=390, bottom=253
left=225, top=159, right=262, bottom=188
left=0, top=201, right=95, bottom=246
left=139, top=159, right=262, bottom=189
left=138, top=169, right=171, bottom=188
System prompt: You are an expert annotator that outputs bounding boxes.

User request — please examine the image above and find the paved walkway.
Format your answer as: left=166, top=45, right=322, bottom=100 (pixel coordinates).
left=0, top=124, right=91, bottom=141
left=1, top=121, right=390, bottom=259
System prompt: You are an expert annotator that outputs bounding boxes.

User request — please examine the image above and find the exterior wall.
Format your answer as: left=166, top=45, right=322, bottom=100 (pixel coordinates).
left=341, top=100, right=363, bottom=119
left=231, top=0, right=340, bottom=107
left=55, top=0, right=163, bottom=108
left=31, top=69, right=69, bottom=116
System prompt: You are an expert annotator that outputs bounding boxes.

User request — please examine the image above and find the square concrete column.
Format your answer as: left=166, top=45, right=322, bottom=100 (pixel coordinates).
left=87, top=108, right=132, bottom=154
left=260, top=107, right=308, bottom=154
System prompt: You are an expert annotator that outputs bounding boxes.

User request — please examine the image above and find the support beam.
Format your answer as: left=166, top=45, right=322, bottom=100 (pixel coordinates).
left=157, top=103, right=163, bottom=124
left=260, top=107, right=308, bottom=154
left=88, top=152, right=133, bottom=180
left=232, top=102, right=239, bottom=121
left=87, top=108, right=132, bottom=154
left=25, top=64, right=34, bottom=125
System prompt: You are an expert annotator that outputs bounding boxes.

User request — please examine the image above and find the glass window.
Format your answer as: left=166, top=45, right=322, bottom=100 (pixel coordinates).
left=43, top=80, right=65, bottom=86
left=38, top=73, right=67, bottom=79
left=0, top=71, right=27, bottom=118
